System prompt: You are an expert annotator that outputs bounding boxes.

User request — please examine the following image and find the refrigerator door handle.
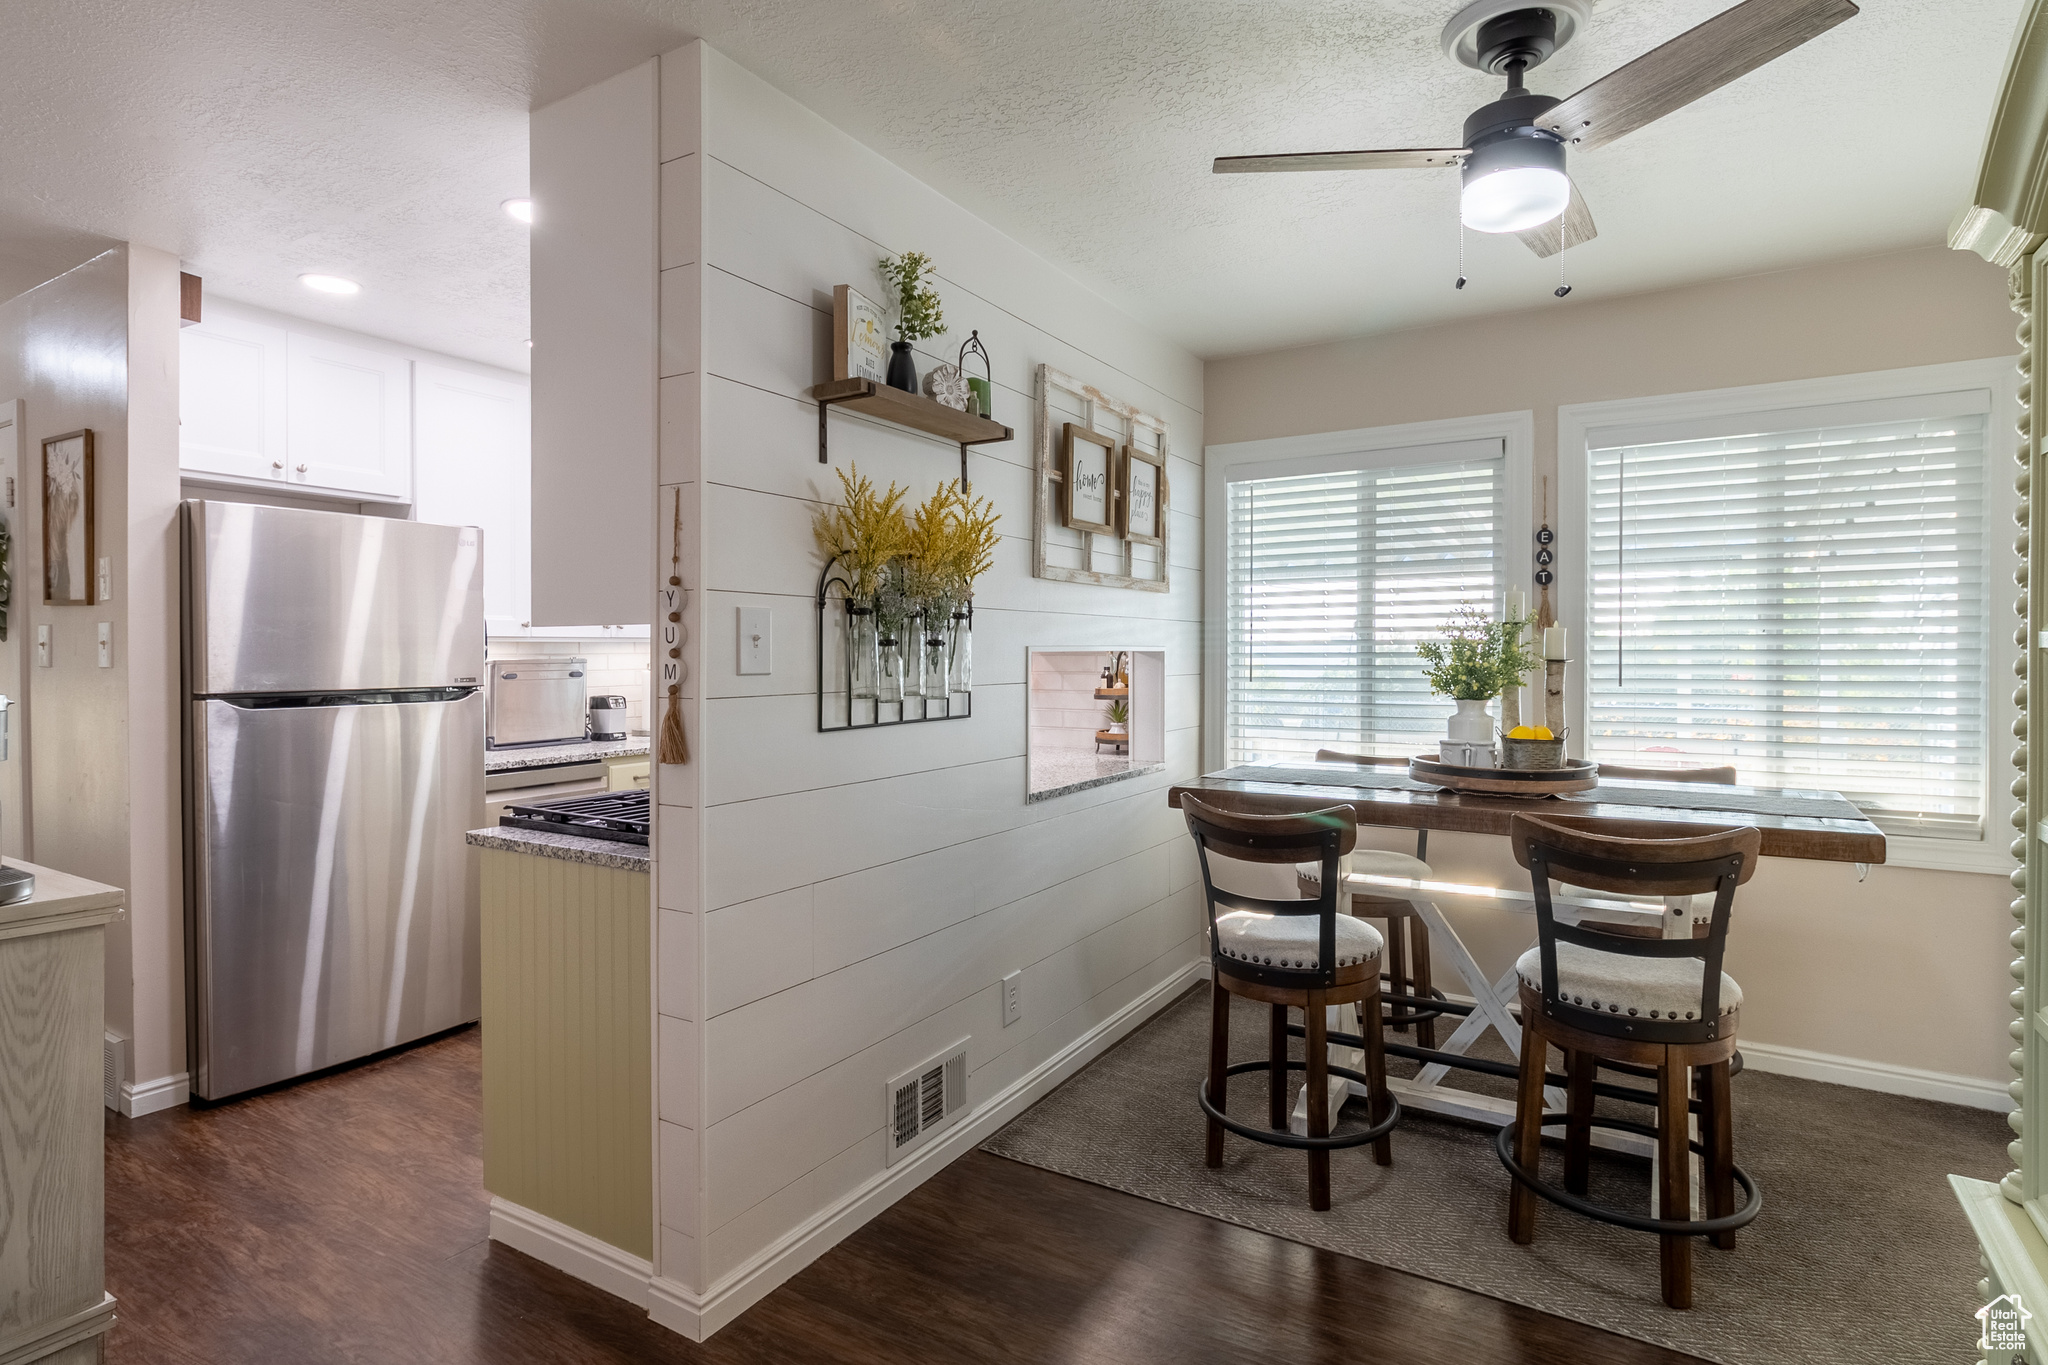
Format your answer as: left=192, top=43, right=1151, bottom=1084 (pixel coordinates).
left=204, top=686, right=482, bottom=709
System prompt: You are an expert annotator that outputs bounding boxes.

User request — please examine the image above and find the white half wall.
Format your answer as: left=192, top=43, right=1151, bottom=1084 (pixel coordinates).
left=645, top=39, right=1205, bottom=1336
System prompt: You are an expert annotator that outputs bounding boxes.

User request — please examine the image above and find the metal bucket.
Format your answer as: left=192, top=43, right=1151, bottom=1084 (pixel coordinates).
left=1499, top=731, right=1568, bottom=771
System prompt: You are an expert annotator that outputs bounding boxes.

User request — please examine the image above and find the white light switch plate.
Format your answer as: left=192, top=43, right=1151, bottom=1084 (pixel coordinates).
left=96, top=622, right=112, bottom=668
left=738, top=606, right=771, bottom=675
left=96, top=557, right=111, bottom=604
left=35, top=624, right=49, bottom=669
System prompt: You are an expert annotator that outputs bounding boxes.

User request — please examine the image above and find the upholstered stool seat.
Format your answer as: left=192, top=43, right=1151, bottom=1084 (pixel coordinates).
left=1513, top=943, right=1743, bottom=1023
left=1217, top=909, right=1385, bottom=971
left=1499, top=814, right=1764, bottom=1311
left=1182, top=795, right=1399, bottom=1212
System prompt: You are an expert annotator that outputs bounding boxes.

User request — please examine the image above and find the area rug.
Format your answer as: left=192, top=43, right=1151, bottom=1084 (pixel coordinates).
left=981, top=985, right=2004, bottom=1365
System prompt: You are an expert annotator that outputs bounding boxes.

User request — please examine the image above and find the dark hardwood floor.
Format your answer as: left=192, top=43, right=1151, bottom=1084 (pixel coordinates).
left=104, top=1026, right=1706, bottom=1364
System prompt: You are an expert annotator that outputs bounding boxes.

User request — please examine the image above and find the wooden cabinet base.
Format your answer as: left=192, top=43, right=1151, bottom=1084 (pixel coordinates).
left=479, top=847, right=652, bottom=1262
left=0, top=864, right=124, bottom=1365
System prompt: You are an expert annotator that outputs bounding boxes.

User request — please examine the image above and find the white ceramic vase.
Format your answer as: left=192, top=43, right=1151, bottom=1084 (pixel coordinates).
left=1446, top=698, right=1494, bottom=743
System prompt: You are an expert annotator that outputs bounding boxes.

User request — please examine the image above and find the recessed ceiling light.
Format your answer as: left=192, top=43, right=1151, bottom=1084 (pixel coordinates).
left=299, top=273, right=360, bottom=296
left=503, top=198, right=535, bottom=225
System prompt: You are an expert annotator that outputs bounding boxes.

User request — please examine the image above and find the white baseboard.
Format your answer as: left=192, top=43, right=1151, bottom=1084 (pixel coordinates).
left=647, top=957, right=1207, bottom=1343
left=120, top=1071, right=190, bottom=1118
left=1429, top=986, right=2011, bottom=1112
left=488, top=1196, right=653, bottom=1308
left=1736, top=1040, right=2009, bottom=1112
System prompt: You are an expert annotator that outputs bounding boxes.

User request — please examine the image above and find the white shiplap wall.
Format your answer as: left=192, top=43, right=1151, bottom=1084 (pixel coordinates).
left=649, top=41, right=1206, bottom=1338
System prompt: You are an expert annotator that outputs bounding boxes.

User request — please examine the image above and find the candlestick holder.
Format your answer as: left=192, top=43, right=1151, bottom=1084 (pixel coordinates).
left=1544, top=657, right=1569, bottom=736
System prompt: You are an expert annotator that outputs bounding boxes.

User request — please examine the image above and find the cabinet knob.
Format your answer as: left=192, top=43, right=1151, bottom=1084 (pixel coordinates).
left=271, top=461, right=284, bottom=470
left=296, top=464, right=308, bottom=474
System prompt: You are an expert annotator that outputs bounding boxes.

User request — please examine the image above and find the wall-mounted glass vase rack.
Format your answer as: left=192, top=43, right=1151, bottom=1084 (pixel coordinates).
left=817, top=558, right=973, bottom=732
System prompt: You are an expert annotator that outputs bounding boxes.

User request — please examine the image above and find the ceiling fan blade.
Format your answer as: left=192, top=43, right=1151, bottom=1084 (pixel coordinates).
left=1213, top=148, right=1469, bottom=174
left=1517, top=180, right=1598, bottom=259
left=1535, top=0, right=1858, bottom=152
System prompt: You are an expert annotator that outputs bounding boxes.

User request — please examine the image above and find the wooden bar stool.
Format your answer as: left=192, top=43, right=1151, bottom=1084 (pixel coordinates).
left=1183, top=796, right=1399, bottom=1211
left=1310, top=749, right=1445, bottom=1046
left=1496, top=814, right=1764, bottom=1310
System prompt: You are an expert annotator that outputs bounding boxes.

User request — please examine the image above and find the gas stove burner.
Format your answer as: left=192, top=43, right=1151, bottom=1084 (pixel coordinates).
left=500, top=788, right=651, bottom=845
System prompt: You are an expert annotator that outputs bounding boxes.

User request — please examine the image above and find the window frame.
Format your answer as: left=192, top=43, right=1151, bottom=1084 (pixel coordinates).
left=1203, top=410, right=1536, bottom=772
left=1559, top=359, right=2021, bottom=875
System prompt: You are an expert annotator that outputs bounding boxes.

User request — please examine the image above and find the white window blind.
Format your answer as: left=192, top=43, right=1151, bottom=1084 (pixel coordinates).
left=1226, top=446, right=1504, bottom=764
left=1586, top=403, right=1989, bottom=838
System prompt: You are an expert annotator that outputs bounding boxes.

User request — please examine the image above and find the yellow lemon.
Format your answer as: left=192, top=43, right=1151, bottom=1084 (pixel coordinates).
left=1532, top=726, right=1554, bottom=740
left=1506, top=726, right=1536, bottom=739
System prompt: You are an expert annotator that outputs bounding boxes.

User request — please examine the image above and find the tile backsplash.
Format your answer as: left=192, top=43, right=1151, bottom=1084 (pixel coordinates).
left=486, top=637, right=652, bottom=734
left=1029, top=650, right=1118, bottom=753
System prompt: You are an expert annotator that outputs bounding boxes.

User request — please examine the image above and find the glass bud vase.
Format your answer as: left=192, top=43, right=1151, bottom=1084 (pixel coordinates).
left=878, top=635, right=905, bottom=705
left=946, top=611, right=973, bottom=698
left=847, top=606, right=879, bottom=701
left=900, top=625, right=923, bottom=703
left=922, top=622, right=949, bottom=700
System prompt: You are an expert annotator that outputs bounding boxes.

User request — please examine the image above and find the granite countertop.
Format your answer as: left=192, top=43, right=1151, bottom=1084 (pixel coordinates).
left=1027, top=749, right=1166, bottom=803
left=467, top=826, right=651, bottom=871
left=484, top=737, right=651, bottom=774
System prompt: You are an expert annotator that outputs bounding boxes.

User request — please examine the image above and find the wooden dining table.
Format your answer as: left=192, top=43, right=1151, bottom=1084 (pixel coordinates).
left=1168, top=758, right=1887, bottom=1152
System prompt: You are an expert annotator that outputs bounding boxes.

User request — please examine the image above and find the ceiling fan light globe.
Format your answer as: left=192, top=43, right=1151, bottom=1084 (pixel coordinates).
left=1460, top=166, right=1571, bottom=233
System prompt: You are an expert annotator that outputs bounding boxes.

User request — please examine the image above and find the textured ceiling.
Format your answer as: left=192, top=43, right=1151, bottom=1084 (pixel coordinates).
left=0, top=0, right=2023, bottom=370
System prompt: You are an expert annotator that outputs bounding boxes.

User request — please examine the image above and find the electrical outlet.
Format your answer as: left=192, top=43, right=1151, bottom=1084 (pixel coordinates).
left=1002, top=970, right=1022, bottom=1027
left=738, top=606, right=771, bottom=675
left=96, top=622, right=112, bottom=668
left=35, top=624, right=49, bottom=669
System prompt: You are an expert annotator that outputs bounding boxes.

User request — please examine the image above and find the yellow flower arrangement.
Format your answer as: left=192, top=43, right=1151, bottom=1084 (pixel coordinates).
left=815, top=466, right=1000, bottom=612
left=812, top=464, right=910, bottom=603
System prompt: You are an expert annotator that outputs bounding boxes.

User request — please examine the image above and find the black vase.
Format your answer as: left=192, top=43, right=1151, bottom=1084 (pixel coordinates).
left=886, top=340, right=917, bottom=393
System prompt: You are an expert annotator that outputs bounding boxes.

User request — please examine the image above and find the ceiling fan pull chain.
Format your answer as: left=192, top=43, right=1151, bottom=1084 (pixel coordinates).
left=1456, top=221, right=1467, bottom=291
left=1554, top=246, right=1571, bottom=299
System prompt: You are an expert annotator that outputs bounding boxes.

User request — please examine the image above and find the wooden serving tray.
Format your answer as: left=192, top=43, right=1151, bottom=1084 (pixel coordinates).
left=1408, top=756, right=1598, bottom=798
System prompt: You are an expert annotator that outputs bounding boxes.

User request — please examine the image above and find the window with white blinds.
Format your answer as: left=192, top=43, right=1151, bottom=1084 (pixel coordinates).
left=1226, top=444, right=1505, bottom=764
left=1585, top=397, right=1990, bottom=838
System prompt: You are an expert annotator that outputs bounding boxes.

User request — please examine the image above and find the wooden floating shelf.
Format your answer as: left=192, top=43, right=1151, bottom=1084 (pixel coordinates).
left=814, top=378, right=1014, bottom=485
left=1093, top=687, right=1128, bottom=699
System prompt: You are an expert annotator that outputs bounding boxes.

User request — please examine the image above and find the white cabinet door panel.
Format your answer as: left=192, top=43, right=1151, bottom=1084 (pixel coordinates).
left=181, top=314, right=289, bottom=482
left=412, top=364, right=530, bottom=634
left=287, top=335, right=412, bottom=500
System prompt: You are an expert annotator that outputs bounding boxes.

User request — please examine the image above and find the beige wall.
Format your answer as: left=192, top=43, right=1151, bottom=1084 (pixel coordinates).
left=0, top=244, right=186, bottom=1095
left=1206, top=244, right=2021, bottom=1094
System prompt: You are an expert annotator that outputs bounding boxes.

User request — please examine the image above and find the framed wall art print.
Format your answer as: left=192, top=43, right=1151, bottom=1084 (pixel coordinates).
left=42, top=428, right=93, bottom=605
left=1061, top=423, right=1116, bottom=535
left=1121, top=442, right=1164, bottom=546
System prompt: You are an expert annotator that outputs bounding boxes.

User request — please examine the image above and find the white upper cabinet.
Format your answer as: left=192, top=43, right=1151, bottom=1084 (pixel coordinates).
left=413, top=364, right=531, bottom=634
left=180, top=307, right=413, bottom=501
left=180, top=313, right=289, bottom=483
left=285, top=334, right=412, bottom=500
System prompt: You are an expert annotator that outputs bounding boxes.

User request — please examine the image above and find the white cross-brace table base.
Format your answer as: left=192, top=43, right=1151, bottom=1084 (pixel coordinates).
left=1286, top=878, right=1712, bottom=1173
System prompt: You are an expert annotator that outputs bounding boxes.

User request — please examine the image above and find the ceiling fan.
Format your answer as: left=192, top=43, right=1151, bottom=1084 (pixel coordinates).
left=1214, top=0, right=1859, bottom=260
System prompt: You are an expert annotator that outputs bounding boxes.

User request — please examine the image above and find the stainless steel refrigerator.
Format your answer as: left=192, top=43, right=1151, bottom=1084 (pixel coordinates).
left=181, top=500, right=486, bottom=1100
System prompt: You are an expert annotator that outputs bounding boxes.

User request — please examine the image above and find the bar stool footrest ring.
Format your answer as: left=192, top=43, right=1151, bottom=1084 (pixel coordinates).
left=1200, top=1059, right=1402, bottom=1151
left=1493, top=1113, right=1760, bottom=1236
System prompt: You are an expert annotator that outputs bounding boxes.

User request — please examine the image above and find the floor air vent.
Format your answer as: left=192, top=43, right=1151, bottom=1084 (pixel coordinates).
left=885, top=1041, right=969, bottom=1166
